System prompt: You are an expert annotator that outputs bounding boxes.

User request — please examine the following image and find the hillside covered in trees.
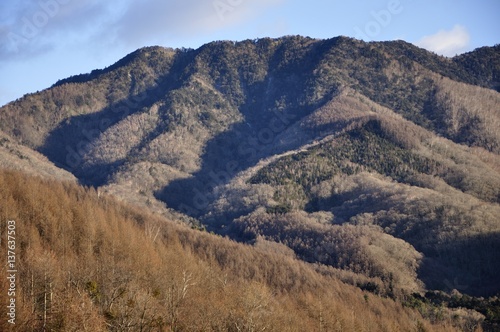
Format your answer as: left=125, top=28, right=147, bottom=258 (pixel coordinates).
left=0, top=170, right=468, bottom=331
left=0, top=36, right=499, bottom=330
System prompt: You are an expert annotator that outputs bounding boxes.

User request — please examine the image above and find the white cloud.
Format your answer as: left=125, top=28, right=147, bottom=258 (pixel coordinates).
left=0, top=0, right=285, bottom=105
left=416, top=25, right=470, bottom=57
left=110, top=0, right=285, bottom=47
left=0, top=0, right=111, bottom=60
left=0, top=0, right=285, bottom=62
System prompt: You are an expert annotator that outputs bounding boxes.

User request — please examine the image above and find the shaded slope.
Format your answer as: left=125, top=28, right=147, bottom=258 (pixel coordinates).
left=0, top=169, right=462, bottom=331
left=0, top=35, right=499, bottom=304
left=237, top=117, right=500, bottom=295
left=0, top=130, right=76, bottom=182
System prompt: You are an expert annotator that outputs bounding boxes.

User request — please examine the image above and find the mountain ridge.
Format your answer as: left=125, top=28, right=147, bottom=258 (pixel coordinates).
left=46, top=37, right=500, bottom=94
left=1, top=36, right=499, bottom=320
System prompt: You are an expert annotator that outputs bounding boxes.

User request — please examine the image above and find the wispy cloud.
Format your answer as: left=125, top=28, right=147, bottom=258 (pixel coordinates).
left=416, top=25, right=470, bottom=57
left=110, top=0, right=284, bottom=47
left=0, top=0, right=285, bottom=105
left=0, top=0, right=111, bottom=61
left=0, top=0, right=284, bottom=61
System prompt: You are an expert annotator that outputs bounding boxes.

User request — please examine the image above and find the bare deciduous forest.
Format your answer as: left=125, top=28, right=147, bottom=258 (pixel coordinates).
left=0, top=36, right=499, bottom=331
left=0, top=170, right=466, bottom=331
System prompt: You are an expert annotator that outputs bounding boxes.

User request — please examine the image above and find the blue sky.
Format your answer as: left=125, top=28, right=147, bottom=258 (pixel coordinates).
left=0, top=0, right=498, bottom=106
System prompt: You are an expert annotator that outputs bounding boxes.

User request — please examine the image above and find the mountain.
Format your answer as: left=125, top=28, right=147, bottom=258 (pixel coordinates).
left=0, top=129, right=76, bottom=182
left=1, top=169, right=469, bottom=331
left=1, top=36, right=499, bottom=330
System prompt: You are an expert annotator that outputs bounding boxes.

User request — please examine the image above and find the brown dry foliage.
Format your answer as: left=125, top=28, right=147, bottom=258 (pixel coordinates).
left=0, top=169, right=459, bottom=331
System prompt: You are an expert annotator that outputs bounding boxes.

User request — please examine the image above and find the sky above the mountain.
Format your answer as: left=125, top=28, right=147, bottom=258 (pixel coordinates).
left=0, top=0, right=498, bottom=106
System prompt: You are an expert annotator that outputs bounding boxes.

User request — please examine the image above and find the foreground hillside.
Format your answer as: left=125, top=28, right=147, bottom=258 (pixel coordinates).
left=0, top=36, right=499, bottom=328
left=0, top=169, right=464, bottom=331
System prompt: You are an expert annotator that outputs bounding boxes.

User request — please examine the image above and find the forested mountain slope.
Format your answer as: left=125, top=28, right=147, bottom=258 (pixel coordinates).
left=0, top=170, right=464, bottom=331
left=1, top=36, right=499, bottom=329
left=0, top=129, right=76, bottom=182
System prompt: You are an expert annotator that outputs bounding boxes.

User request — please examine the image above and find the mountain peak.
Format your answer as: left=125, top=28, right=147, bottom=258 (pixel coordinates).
left=52, top=46, right=177, bottom=88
